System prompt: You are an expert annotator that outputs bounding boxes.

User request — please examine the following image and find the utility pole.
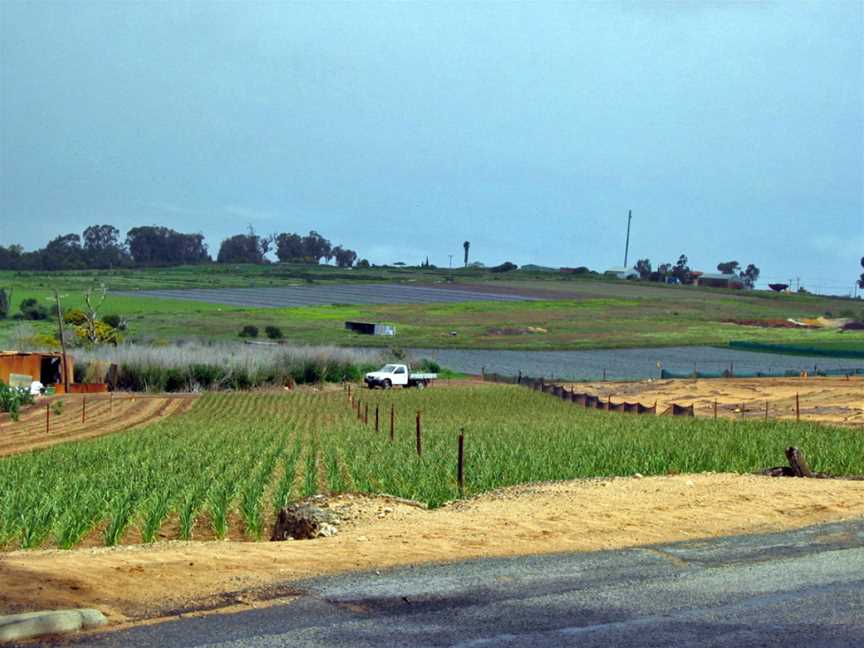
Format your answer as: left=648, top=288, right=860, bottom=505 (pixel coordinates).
left=52, top=289, right=70, bottom=393
left=796, top=277, right=800, bottom=292
left=623, top=210, right=632, bottom=268
left=448, top=254, right=453, bottom=283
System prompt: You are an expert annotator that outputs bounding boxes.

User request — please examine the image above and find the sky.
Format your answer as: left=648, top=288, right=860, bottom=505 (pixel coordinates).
left=1, top=1, right=862, bottom=294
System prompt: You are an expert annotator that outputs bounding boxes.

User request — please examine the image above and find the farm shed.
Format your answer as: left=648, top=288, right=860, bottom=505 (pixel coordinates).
left=696, top=273, right=745, bottom=289
left=0, top=351, right=73, bottom=392
left=344, top=321, right=396, bottom=336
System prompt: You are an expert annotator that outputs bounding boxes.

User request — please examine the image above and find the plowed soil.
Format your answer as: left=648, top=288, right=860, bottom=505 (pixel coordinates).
left=0, top=394, right=197, bottom=457
left=558, top=376, right=864, bottom=427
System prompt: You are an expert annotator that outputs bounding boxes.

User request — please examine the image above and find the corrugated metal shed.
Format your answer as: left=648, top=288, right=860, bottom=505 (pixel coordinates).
left=0, top=352, right=74, bottom=392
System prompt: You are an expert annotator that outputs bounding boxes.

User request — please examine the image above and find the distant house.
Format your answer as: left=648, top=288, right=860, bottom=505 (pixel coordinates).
left=604, top=267, right=639, bottom=280
left=695, top=272, right=745, bottom=289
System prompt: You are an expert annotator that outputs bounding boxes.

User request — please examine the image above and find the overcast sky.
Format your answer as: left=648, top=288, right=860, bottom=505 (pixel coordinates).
left=1, top=1, right=862, bottom=293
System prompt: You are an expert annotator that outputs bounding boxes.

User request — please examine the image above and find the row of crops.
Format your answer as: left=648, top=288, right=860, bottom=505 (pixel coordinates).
left=2, top=385, right=863, bottom=550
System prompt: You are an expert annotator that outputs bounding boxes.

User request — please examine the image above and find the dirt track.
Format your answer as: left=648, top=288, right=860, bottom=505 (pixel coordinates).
left=1, top=473, right=863, bottom=628
left=0, top=394, right=198, bottom=457
left=559, top=376, right=864, bottom=427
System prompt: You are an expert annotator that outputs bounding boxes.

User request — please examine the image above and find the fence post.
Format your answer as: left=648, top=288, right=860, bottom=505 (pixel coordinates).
left=517, top=370, right=522, bottom=385
left=375, top=405, right=379, bottom=432
left=357, top=399, right=362, bottom=420
left=46, top=402, right=50, bottom=434
left=713, top=400, right=718, bottom=420
left=796, top=393, right=800, bottom=422
left=82, top=396, right=86, bottom=424
left=416, top=411, right=422, bottom=457
left=364, top=403, right=369, bottom=425
left=481, top=366, right=485, bottom=381
left=457, top=429, right=465, bottom=497
left=602, top=369, right=606, bottom=381
left=110, top=392, right=113, bottom=416
left=764, top=401, right=768, bottom=421
left=390, top=404, right=395, bottom=442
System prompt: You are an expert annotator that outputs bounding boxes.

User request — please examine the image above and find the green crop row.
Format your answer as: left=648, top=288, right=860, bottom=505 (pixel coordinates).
left=1, top=385, right=862, bottom=551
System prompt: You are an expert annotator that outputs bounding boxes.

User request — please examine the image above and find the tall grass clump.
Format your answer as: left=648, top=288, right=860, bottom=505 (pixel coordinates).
left=71, top=343, right=384, bottom=392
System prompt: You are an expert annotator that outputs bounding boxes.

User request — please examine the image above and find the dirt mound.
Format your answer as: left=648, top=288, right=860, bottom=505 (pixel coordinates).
left=0, top=394, right=197, bottom=457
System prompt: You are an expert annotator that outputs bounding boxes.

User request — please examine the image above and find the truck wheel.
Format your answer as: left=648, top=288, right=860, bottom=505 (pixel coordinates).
left=383, top=379, right=391, bottom=390
left=416, top=380, right=426, bottom=390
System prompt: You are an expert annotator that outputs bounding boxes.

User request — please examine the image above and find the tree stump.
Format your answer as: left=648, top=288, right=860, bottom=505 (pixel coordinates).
left=271, top=504, right=337, bottom=541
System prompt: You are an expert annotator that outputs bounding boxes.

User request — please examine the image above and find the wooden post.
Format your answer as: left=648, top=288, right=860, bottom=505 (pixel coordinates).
left=389, top=404, right=395, bottom=442
left=415, top=411, right=422, bottom=456
left=46, top=402, right=50, bottom=433
left=481, top=366, right=485, bottom=381
left=795, top=393, right=800, bottom=422
left=713, top=400, right=718, bottom=420
left=82, top=396, right=86, bottom=424
left=109, top=392, right=113, bottom=416
left=602, top=368, right=606, bottom=381
left=357, top=400, right=362, bottom=420
left=764, top=400, right=768, bottom=421
left=364, top=403, right=369, bottom=425
left=457, top=429, right=465, bottom=497
left=375, top=405, right=379, bottom=432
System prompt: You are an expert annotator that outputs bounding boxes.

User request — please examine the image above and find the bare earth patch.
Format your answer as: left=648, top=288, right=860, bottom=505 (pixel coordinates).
left=2, top=473, right=863, bottom=629
left=560, top=376, right=864, bottom=427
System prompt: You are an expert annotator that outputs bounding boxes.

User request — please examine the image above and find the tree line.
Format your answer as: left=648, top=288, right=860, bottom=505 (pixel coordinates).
left=632, top=256, right=760, bottom=287
left=0, top=226, right=364, bottom=270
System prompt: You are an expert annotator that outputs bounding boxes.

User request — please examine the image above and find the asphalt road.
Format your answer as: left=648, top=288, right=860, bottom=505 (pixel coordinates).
left=65, top=519, right=864, bottom=647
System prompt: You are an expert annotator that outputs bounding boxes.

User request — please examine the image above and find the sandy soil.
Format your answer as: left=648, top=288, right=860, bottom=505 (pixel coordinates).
left=0, top=394, right=198, bottom=457
left=559, top=376, right=864, bottom=427
left=2, top=473, right=863, bottom=628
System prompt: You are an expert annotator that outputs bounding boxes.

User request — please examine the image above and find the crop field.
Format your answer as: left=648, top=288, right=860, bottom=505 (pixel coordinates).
left=116, top=283, right=535, bottom=307
left=0, top=395, right=197, bottom=457
left=2, top=385, right=863, bottom=551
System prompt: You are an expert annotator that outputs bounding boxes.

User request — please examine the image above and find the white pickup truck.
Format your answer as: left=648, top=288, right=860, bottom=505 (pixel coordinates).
left=364, top=364, right=437, bottom=389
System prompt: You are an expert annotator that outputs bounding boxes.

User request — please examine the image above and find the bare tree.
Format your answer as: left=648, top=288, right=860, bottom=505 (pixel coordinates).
left=83, top=285, right=108, bottom=344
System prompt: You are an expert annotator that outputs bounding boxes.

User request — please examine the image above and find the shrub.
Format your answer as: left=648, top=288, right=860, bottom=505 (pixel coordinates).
left=63, top=309, right=88, bottom=326
left=265, top=325, right=284, bottom=340
left=416, top=358, right=442, bottom=373
left=490, top=261, right=518, bottom=273
left=0, top=380, right=35, bottom=421
left=19, top=298, right=50, bottom=321
left=83, top=361, right=110, bottom=384
left=102, top=314, right=127, bottom=330
left=239, top=325, right=259, bottom=338
left=0, top=288, right=9, bottom=319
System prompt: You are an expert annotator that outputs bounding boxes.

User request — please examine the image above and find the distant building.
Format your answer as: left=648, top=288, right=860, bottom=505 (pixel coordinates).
left=604, top=267, right=639, bottom=280
left=695, top=273, right=745, bottom=289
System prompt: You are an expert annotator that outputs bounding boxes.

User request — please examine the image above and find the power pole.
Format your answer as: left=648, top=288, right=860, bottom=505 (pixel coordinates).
left=796, top=277, right=800, bottom=292
left=448, top=254, right=453, bottom=283
left=53, top=289, right=70, bottom=393
left=623, top=210, right=632, bottom=268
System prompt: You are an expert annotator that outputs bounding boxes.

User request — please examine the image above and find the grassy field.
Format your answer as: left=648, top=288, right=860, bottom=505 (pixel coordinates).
left=2, top=385, right=862, bottom=551
left=1, top=265, right=862, bottom=352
